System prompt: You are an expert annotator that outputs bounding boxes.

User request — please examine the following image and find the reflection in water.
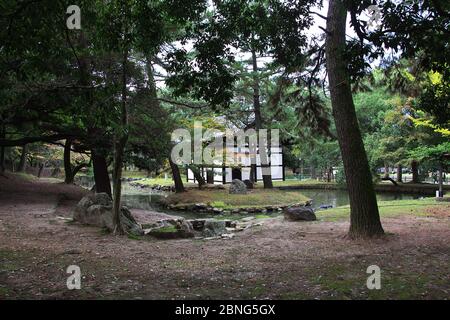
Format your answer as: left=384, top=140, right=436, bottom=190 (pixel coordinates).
left=121, top=193, right=167, bottom=210
left=76, top=176, right=168, bottom=211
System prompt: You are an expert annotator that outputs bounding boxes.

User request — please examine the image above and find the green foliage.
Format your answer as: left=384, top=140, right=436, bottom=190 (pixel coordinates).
left=409, top=142, right=450, bottom=170
left=166, top=0, right=319, bottom=107
left=335, top=167, right=346, bottom=185
left=418, top=81, right=450, bottom=129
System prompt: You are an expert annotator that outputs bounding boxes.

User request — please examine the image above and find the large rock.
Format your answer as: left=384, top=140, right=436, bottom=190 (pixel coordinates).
left=179, top=219, right=195, bottom=236
left=202, top=220, right=228, bottom=237
left=73, top=193, right=144, bottom=236
left=229, top=179, right=247, bottom=194
left=283, top=206, right=317, bottom=221
left=243, top=179, right=254, bottom=189
left=146, top=219, right=195, bottom=239
left=120, top=206, right=145, bottom=236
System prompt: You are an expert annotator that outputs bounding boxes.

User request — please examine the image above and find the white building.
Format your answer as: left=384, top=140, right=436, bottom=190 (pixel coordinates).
left=187, top=143, right=284, bottom=184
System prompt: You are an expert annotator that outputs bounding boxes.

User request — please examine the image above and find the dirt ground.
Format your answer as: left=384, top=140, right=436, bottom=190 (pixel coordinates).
left=0, top=173, right=449, bottom=300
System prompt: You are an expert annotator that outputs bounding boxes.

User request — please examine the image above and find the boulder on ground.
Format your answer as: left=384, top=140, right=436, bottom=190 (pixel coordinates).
left=178, top=219, right=195, bottom=236
left=229, top=179, right=247, bottom=194
left=120, top=206, right=145, bottom=236
left=243, top=179, right=254, bottom=189
left=283, top=206, right=317, bottom=221
left=189, top=219, right=206, bottom=231
left=202, top=220, right=228, bottom=237
left=146, top=219, right=195, bottom=239
left=73, top=193, right=144, bottom=236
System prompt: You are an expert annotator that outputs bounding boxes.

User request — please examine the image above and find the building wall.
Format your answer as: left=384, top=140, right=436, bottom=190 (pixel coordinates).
left=187, top=146, right=284, bottom=184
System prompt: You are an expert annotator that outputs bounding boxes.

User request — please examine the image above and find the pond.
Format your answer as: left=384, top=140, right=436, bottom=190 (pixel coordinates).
left=120, top=188, right=424, bottom=212
left=119, top=190, right=425, bottom=221
left=298, top=189, right=423, bottom=210
left=75, top=176, right=427, bottom=218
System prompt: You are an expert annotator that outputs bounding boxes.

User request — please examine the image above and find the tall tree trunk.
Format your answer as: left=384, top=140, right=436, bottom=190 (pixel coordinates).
left=112, top=136, right=126, bottom=234
left=311, top=166, right=316, bottom=179
left=396, top=164, right=402, bottom=183
left=190, top=165, right=206, bottom=188
left=383, top=163, right=389, bottom=179
left=77, top=31, right=111, bottom=195
left=250, top=164, right=256, bottom=182
left=437, top=163, right=443, bottom=197
left=145, top=56, right=185, bottom=193
left=18, top=145, right=27, bottom=172
left=206, top=169, right=214, bottom=184
left=325, top=0, right=384, bottom=238
left=64, top=138, right=74, bottom=184
left=112, top=45, right=129, bottom=235
left=252, top=50, right=272, bottom=188
left=169, top=158, right=185, bottom=193
left=37, top=163, right=44, bottom=177
left=0, top=123, right=5, bottom=173
left=92, top=149, right=111, bottom=196
left=411, top=160, right=420, bottom=183
left=327, top=167, right=332, bottom=182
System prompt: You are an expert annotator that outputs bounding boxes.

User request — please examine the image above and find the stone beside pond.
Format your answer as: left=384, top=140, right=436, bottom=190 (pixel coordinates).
left=165, top=201, right=312, bottom=216
left=142, top=217, right=263, bottom=240
left=283, top=206, right=317, bottom=221
left=129, top=181, right=175, bottom=192
left=128, top=180, right=227, bottom=192
left=72, top=193, right=144, bottom=236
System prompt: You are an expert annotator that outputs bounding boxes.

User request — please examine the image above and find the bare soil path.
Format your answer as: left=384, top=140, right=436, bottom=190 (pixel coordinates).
left=0, top=174, right=449, bottom=299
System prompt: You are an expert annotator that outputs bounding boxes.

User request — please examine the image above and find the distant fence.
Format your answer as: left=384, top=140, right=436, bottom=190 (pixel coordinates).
left=386, top=173, right=449, bottom=185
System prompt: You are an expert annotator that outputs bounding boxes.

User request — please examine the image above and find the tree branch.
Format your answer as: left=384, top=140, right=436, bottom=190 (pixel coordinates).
left=0, top=134, right=76, bottom=147
left=157, top=98, right=208, bottom=109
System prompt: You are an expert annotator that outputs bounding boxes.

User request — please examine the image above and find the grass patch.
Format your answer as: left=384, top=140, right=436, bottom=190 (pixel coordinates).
left=0, top=286, right=10, bottom=297
left=210, top=201, right=227, bottom=209
left=136, top=177, right=177, bottom=186
left=153, top=225, right=178, bottom=233
left=279, top=291, right=312, bottom=299
left=309, top=261, right=449, bottom=299
left=15, top=172, right=37, bottom=181
left=0, top=249, right=33, bottom=273
left=99, top=227, right=111, bottom=235
left=317, top=197, right=448, bottom=222
left=165, top=189, right=310, bottom=208
left=127, top=233, right=143, bottom=241
left=64, top=218, right=76, bottom=225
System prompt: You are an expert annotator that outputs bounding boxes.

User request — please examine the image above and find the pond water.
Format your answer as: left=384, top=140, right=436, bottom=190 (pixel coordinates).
left=76, top=176, right=426, bottom=217
left=120, top=189, right=424, bottom=213
left=298, top=189, right=422, bottom=210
